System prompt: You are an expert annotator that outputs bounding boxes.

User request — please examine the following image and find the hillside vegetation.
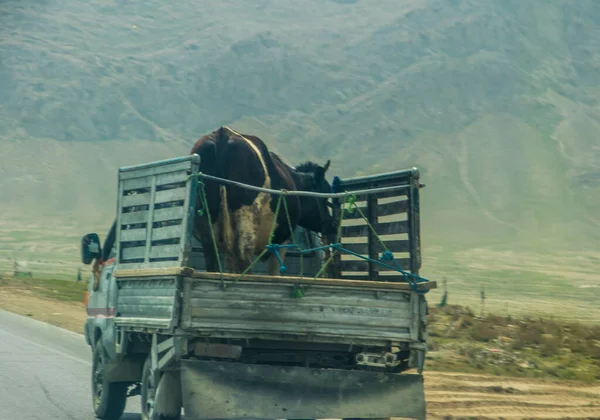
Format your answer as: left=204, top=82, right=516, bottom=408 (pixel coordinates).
left=1, top=0, right=599, bottom=311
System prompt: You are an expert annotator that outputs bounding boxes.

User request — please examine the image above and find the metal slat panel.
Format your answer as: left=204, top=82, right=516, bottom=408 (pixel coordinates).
left=121, top=246, right=146, bottom=261
left=342, top=199, right=409, bottom=221
left=153, top=207, right=185, bottom=223
left=341, top=220, right=409, bottom=237
left=119, top=160, right=194, bottom=180
left=341, top=240, right=410, bottom=255
left=121, top=210, right=149, bottom=225
left=352, top=188, right=409, bottom=202
left=155, top=170, right=189, bottom=187
left=181, top=278, right=414, bottom=343
left=121, top=188, right=186, bottom=209
left=117, top=260, right=187, bottom=270
left=120, top=228, right=147, bottom=242
left=151, top=225, right=183, bottom=242
left=340, top=258, right=411, bottom=272
left=122, top=176, right=153, bottom=191
left=149, top=244, right=181, bottom=260
left=155, top=187, right=187, bottom=204
left=122, top=193, right=151, bottom=207
left=377, top=199, right=409, bottom=216
left=115, top=278, right=178, bottom=329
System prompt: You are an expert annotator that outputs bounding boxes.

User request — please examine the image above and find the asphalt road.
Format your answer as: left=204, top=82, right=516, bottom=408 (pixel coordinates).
left=0, top=310, right=143, bottom=420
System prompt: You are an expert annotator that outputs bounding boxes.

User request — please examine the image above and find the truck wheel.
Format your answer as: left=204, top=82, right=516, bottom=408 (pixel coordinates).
left=92, top=339, right=128, bottom=420
left=141, top=356, right=181, bottom=420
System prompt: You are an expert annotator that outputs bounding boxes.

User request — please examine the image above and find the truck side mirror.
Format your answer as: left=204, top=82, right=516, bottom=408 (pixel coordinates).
left=81, top=233, right=102, bottom=265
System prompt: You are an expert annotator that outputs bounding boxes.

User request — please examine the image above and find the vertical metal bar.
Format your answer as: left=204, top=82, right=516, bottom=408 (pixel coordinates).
left=329, top=196, right=342, bottom=279
left=413, top=178, right=422, bottom=273
left=407, top=180, right=418, bottom=276
left=115, top=175, right=125, bottom=264
left=180, top=157, right=200, bottom=267
left=144, top=176, right=158, bottom=265
left=366, top=194, right=378, bottom=281
left=151, top=333, right=158, bottom=371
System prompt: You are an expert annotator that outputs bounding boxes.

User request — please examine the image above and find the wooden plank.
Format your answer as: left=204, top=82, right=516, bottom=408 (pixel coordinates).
left=119, top=160, right=193, bottom=181
left=377, top=273, right=415, bottom=282
left=340, top=273, right=371, bottom=281
left=341, top=199, right=409, bottom=221
left=121, top=246, right=146, bottom=261
left=155, top=187, right=187, bottom=204
left=341, top=240, right=410, bottom=255
left=153, top=206, right=185, bottom=223
left=342, top=205, right=368, bottom=220
left=151, top=225, right=183, bottom=242
left=353, top=187, right=408, bottom=202
left=117, top=260, right=186, bottom=270
left=377, top=199, right=408, bottom=216
left=187, top=285, right=411, bottom=306
left=112, top=267, right=437, bottom=291
left=120, top=228, right=148, bottom=242
left=122, top=193, right=151, bottom=207
left=114, top=318, right=172, bottom=329
left=121, top=210, right=150, bottom=225
left=335, top=168, right=418, bottom=190
left=149, top=244, right=181, bottom=260
left=341, top=220, right=409, bottom=237
left=122, top=175, right=153, bottom=191
left=340, top=258, right=411, bottom=272
left=155, top=170, right=189, bottom=187
left=377, top=259, right=412, bottom=271
left=187, top=306, right=413, bottom=330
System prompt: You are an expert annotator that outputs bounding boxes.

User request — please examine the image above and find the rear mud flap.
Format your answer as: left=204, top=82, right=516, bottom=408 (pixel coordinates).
left=180, top=359, right=426, bottom=420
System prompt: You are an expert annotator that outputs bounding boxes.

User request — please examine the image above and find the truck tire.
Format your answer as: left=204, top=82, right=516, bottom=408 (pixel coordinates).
left=141, top=356, right=181, bottom=420
left=91, top=339, right=128, bottom=420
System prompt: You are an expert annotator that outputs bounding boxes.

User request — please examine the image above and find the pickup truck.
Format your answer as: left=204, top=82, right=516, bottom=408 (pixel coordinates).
left=81, top=154, right=436, bottom=420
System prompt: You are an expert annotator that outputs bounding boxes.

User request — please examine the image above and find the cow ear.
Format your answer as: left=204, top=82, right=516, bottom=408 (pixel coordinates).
left=323, top=160, right=331, bottom=173
left=314, top=166, right=325, bottom=183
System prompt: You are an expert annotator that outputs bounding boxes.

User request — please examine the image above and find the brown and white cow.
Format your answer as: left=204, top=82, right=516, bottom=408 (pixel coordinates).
left=190, top=126, right=335, bottom=275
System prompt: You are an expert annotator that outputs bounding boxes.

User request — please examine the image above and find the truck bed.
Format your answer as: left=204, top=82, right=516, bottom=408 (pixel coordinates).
left=113, top=267, right=435, bottom=347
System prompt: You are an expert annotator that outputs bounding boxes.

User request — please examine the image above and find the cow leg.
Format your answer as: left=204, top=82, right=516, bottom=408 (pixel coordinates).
left=234, top=229, right=257, bottom=274
left=195, top=225, right=220, bottom=273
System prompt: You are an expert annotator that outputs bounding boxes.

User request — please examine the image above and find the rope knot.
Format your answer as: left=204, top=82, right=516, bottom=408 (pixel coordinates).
left=380, top=250, right=394, bottom=261
left=344, top=193, right=357, bottom=214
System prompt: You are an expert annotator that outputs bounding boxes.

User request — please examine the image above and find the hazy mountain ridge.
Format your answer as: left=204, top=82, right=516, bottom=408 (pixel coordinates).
left=2, top=0, right=600, bottom=256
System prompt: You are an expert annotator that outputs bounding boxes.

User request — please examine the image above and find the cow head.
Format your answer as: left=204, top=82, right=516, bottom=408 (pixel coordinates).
left=295, top=160, right=336, bottom=236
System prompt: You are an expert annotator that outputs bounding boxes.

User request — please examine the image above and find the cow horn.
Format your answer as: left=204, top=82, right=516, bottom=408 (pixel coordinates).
left=323, top=160, right=331, bottom=172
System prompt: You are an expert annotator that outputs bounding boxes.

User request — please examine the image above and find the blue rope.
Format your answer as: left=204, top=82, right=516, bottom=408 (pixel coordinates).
left=266, top=242, right=430, bottom=294
left=267, top=173, right=430, bottom=293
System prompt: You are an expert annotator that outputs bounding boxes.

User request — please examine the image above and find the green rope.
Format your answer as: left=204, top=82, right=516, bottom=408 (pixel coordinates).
left=225, top=193, right=286, bottom=287
left=197, top=180, right=224, bottom=284
left=350, top=199, right=392, bottom=255
left=279, top=193, right=303, bottom=279
left=192, top=172, right=427, bottom=292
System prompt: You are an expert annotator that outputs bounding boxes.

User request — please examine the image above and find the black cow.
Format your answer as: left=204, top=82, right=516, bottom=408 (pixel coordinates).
left=190, top=126, right=336, bottom=275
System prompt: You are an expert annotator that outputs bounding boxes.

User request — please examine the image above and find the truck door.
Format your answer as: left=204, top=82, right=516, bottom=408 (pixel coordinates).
left=85, top=231, right=118, bottom=353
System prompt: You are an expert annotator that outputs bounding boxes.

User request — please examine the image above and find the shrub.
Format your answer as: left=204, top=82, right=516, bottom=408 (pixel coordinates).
left=470, top=321, right=500, bottom=342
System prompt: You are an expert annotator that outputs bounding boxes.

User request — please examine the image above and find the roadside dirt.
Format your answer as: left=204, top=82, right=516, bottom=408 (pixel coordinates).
left=0, top=284, right=86, bottom=333
left=1, top=287, right=599, bottom=419
left=424, top=371, right=600, bottom=419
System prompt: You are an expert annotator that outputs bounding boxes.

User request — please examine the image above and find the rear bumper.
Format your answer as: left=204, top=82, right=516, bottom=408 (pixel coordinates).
left=180, top=359, right=426, bottom=420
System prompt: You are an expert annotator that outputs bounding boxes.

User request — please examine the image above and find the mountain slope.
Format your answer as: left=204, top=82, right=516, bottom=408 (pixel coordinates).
left=1, top=0, right=600, bottom=263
